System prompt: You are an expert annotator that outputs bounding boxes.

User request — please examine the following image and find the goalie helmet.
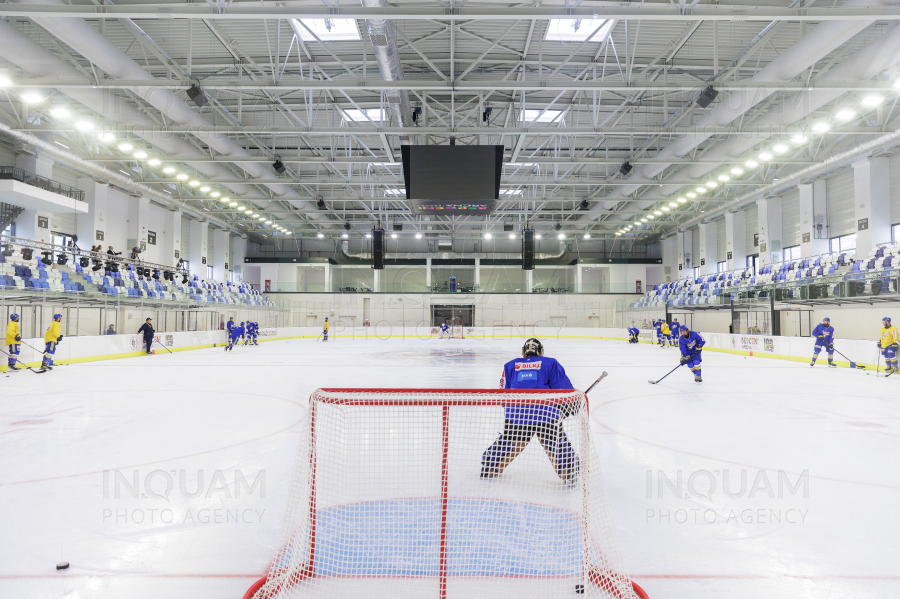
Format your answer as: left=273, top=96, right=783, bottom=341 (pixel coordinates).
left=522, top=338, right=544, bottom=358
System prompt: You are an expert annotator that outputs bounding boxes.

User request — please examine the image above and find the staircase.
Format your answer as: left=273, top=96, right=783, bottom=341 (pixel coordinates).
left=0, top=203, right=24, bottom=235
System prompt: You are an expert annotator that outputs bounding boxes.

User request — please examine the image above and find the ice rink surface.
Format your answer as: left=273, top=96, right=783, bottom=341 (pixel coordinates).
left=1, top=334, right=898, bottom=599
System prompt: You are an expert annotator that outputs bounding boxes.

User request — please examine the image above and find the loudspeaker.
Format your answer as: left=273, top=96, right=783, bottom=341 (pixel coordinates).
left=373, top=228, right=385, bottom=270
left=522, top=229, right=535, bottom=271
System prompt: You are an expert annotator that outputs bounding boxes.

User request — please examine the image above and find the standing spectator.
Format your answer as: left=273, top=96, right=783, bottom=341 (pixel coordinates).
left=105, top=324, right=116, bottom=335
left=107, top=246, right=121, bottom=256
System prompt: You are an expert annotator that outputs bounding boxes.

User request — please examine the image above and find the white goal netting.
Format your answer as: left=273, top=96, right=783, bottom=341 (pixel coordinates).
left=246, top=389, right=645, bottom=599
left=450, top=325, right=464, bottom=339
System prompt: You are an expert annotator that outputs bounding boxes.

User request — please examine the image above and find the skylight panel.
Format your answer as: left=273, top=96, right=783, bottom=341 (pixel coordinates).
left=544, top=19, right=613, bottom=42
left=343, top=108, right=385, bottom=123
left=292, top=19, right=361, bottom=42
left=521, top=109, right=564, bottom=124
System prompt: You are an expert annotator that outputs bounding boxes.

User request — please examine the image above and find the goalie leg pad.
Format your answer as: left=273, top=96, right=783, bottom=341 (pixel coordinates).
left=481, top=421, right=533, bottom=477
left=537, top=422, right=580, bottom=482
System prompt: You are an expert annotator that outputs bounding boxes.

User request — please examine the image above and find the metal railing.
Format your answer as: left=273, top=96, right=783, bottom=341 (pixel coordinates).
left=0, top=166, right=85, bottom=201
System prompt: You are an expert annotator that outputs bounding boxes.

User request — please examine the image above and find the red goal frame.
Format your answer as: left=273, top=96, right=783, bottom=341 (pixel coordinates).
left=244, top=389, right=648, bottom=599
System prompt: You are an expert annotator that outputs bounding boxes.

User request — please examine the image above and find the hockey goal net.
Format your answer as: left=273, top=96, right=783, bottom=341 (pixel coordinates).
left=450, top=325, right=464, bottom=339
left=246, top=389, right=647, bottom=599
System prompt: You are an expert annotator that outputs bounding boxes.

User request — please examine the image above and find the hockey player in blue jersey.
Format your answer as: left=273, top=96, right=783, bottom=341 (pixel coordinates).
left=810, top=317, right=836, bottom=368
left=654, top=319, right=665, bottom=347
left=481, top=338, right=580, bottom=484
left=225, top=322, right=244, bottom=351
left=226, top=317, right=235, bottom=335
left=679, top=327, right=706, bottom=383
left=669, top=319, right=681, bottom=347
left=627, top=324, right=640, bottom=343
left=249, top=321, right=259, bottom=345
left=439, top=323, right=451, bottom=339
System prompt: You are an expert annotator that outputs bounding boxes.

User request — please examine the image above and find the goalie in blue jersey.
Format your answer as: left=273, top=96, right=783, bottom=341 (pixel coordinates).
left=481, top=338, right=580, bottom=483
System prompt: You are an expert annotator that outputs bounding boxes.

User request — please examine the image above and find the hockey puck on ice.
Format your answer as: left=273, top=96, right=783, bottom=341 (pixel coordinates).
left=56, top=562, right=69, bottom=570
left=575, top=584, right=585, bottom=594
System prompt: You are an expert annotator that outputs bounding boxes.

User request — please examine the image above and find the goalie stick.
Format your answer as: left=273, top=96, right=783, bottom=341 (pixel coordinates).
left=585, top=371, right=608, bottom=394
left=151, top=338, right=174, bottom=354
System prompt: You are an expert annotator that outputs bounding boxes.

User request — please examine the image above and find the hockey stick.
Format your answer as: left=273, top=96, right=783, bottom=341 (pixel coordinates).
left=0, top=347, right=47, bottom=374
left=831, top=347, right=863, bottom=369
left=648, top=363, right=683, bottom=385
left=876, top=349, right=883, bottom=377
left=584, top=371, right=608, bottom=394
left=151, top=337, right=174, bottom=354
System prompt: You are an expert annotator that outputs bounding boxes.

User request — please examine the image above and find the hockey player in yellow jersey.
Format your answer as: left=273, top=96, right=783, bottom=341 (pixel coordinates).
left=5, top=313, right=23, bottom=371
left=39, top=314, right=63, bottom=372
left=877, top=317, right=899, bottom=374
left=660, top=321, right=671, bottom=348
left=322, top=317, right=329, bottom=342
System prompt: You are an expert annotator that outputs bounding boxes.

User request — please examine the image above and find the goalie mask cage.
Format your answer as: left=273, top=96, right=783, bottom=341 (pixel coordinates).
left=245, top=389, right=648, bottom=599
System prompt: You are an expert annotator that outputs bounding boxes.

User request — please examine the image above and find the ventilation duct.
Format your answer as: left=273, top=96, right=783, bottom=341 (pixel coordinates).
left=361, top=0, right=415, bottom=138
left=10, top=0, right=331, bottom=227
left=581, top=0, right=900, bottom=220
left=599, top=24, right=900, bottom=228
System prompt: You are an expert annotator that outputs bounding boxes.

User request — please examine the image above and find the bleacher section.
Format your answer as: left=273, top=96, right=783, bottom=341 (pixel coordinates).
left=630, top=247, right=900, bottom=308
left=0, top=253, right=274, bottom=307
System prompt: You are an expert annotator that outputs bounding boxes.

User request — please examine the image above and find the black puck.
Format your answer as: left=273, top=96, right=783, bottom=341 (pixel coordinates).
left=575, top=584, right=584, bottom=594
left=56, top=562, right=69, bottom=570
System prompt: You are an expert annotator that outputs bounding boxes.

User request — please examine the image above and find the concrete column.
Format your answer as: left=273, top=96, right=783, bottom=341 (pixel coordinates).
left=474, top=258, right=481, bottom=288
left=373, top=268, right=380, bottom=292
left=757, top=196, right=783, bottom=268
left=853, top=157, right=890, bottom=252
left=16, top=152, right=54, bottom=179
left=15, top=208, right=52, bottom=242
left=526, top=269, right=533, bottom=292
left=188, top=219, right=209, bottom=278
left=162, top=208, right=182, bottom=267
left=725, top=210, right=747, bottom=270
left=799, top=180, right=829, bottom=257
left=212, top=228, right=229, bottom=281
left=426, top=257, right=432, bottom=288
left=126, top=195, right=150, bottom=257
left=75, top=178, right=109, bottom=248
left=576, top=264, right=583, bottom=293
left=677, top=229, right=693, bottom=276
left=323, top=263, right=331, bottom=292
left=699, top=222, right=717, bottom=274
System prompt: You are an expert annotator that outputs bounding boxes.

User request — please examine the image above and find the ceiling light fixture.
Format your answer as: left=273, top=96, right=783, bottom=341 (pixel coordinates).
left=317, top=233, right=324, bottom=238
left=133, top=150, right=148, bottom=159
left=669, top=202, right=678, bottom=208
left=835, top=109, right=856, bottom=122
left=759, top=151, right=773, bottom=161
left=772, top=144, right=789, bottom=155
left=687, top=192, right=696, bottom=198
left=677, top=198, right=687, bottom=204
left=50, top=107, right=70, bottom=118
left=662, top=206, right=671, bottom=212
left=730, top=167, right=744, bottom=176
left=718, top=174, right=730, bottom=182
left=790, top=135, right=807, bottom=146
left=118, top=142, right=134, bottom=152
left=558, top=233, right=565, bottom=239
left=200, top=186, right=210, bottom=192
left=812, top=121, right=831, bottom=133
left=188, top=180, right=200, bottom=187
left=654, top=210, right=663, bottom=216
left=21, top=92, right=44, bottom=104
left=706, top=181, right=718, bottom=188
left=862, top=94, right=883, bottom=107
left=148, top=158, right=161, bottom=167
left=745, top=160, right=759, bottom=168
left=163, top=166, right=175, bottom=174
left=176, top=174, right=188, bottom=181
left=484, top=233, right=492, bottom=239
